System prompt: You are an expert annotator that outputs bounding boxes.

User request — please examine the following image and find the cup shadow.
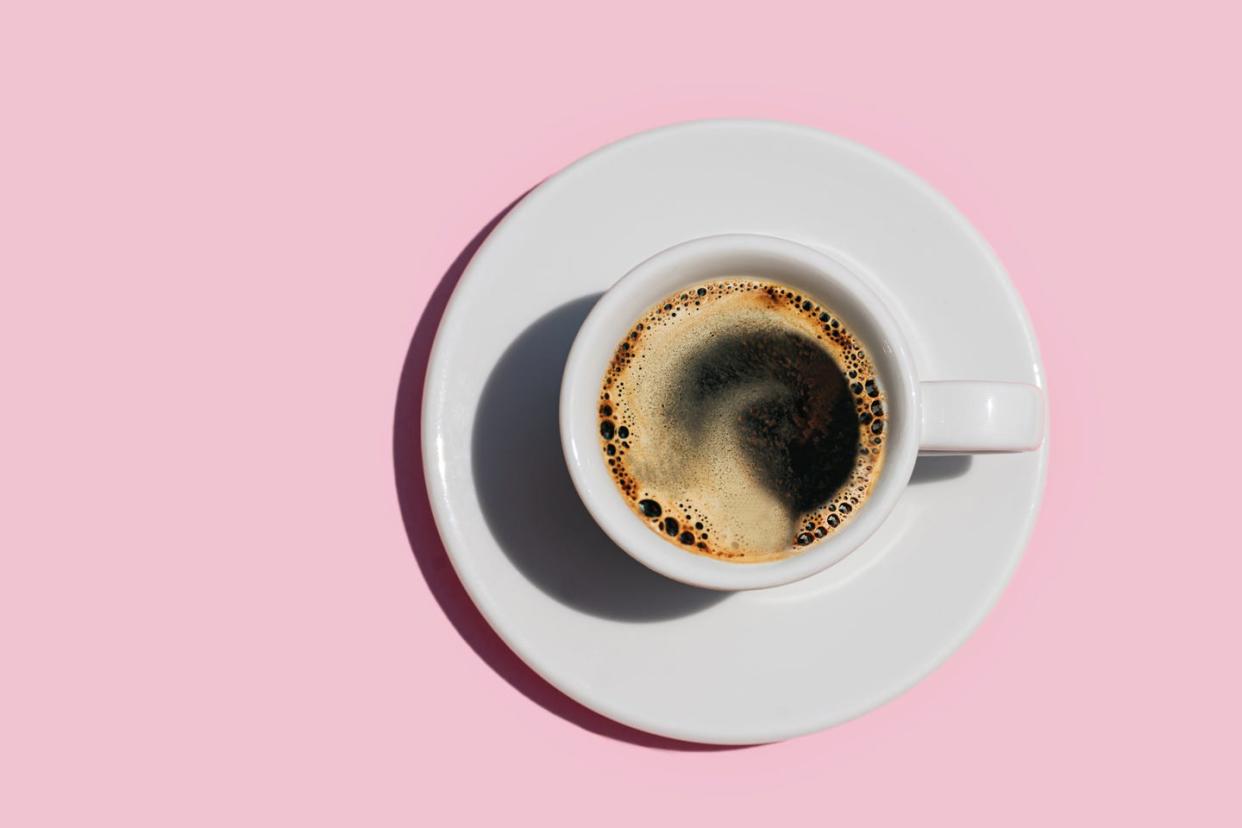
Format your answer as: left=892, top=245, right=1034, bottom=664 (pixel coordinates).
left=472, top=296, right=728, bottom=621
left=392, top=196, right=745, bottom=751
left=909, top=454, right=973, bottom=484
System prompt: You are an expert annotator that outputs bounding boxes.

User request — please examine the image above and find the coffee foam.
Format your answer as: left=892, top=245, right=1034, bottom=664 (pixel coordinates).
left=599, top=279, right=887, bottom=563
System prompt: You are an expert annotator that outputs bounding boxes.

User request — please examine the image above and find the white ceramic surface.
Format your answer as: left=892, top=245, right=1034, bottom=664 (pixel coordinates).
left=421, top=120, right=1047, bottom=744
left=559, top=233, right=1044, bottom=590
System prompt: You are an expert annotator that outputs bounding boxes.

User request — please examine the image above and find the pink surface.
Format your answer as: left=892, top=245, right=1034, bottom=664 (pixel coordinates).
left=3, top=1, right=1239, bottom=824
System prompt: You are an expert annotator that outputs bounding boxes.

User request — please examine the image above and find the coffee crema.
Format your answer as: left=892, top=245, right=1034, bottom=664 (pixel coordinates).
left=598, top=279, right=887, bottom=563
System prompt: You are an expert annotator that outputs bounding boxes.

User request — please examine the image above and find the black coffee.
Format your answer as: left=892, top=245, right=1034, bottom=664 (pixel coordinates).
left=598, top=279, right=887, bottom=562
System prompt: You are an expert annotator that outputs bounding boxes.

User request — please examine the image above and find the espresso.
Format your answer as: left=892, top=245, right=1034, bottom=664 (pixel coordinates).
left=598, top=279, right=887, bottom=562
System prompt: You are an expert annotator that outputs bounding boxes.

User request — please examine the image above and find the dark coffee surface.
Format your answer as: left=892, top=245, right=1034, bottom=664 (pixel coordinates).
left=673, top=328, right=857, bottom=514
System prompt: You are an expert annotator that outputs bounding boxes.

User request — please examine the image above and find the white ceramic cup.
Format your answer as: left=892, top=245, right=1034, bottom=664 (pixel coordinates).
left=560, top=234, right=1044, bottom=591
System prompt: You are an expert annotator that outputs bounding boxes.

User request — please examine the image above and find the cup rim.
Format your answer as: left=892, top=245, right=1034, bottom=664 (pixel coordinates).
left=559, top=233, right=920, bottom=590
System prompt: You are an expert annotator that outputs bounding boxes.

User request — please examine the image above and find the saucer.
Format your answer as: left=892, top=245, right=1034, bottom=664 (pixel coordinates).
left=421, top=120, right=1047, bottom=744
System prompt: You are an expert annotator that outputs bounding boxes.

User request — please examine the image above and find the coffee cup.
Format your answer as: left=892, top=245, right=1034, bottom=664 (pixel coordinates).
left=560, top=234, right=1044, bottom=590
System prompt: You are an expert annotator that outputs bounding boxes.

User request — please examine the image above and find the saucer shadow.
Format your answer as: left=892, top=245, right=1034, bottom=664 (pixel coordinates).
left=392, top=197, right=744, bottom=751
left=909, top=454, right=973, bottom=484
left=472, top=296, right=727, bottom=621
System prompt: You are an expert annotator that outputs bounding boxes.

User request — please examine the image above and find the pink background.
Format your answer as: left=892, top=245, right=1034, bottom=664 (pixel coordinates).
left=3, top=1, right=1239, bottom=824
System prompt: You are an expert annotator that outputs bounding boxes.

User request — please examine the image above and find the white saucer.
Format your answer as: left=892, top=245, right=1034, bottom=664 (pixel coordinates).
left=421, top=120, right=1047, bottom=744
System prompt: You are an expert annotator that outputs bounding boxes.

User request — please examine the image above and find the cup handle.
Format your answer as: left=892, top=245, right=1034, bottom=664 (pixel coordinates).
left=918, top=381, right=1045, bottom=454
